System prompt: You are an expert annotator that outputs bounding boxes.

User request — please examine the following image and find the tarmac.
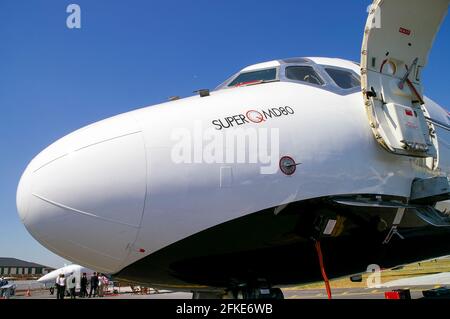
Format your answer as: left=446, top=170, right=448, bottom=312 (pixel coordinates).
left=9, top=282, right=439, bottom=299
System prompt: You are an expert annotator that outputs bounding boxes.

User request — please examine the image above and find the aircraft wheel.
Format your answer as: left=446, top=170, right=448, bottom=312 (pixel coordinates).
left=270, top=288, right=284, bottom=299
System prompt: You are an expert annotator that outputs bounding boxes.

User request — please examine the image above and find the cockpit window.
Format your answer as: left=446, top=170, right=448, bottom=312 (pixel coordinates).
left=285, top=66, right=324, bottom=85
left=228, top=68, right=277, bottom=87
left=324, top=68, right=360, bottom=89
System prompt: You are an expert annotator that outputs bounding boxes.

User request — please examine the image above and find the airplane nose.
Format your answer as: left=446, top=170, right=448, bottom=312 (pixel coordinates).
left=16, top=113, right=147, bottom=273
left=16, top=164, right=32, bottom=223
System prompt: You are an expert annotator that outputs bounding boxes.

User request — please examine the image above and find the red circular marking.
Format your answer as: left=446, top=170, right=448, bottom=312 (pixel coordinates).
left=246, top=110, right=265, bottom=123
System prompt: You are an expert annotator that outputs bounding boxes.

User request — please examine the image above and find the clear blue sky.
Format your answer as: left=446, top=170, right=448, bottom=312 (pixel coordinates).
left=0, top=1, right=449, bottom=268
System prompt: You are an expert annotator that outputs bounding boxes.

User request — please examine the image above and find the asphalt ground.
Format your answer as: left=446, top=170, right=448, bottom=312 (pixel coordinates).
left=10, top=286, right=435, bottom=299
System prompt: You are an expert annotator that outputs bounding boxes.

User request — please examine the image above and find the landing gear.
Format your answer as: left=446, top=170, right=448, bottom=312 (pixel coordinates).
left=228, top=287, right=284, bottom=299
left=192, top=291, right=225, bottom=299
left=224, top=279, right=284, bottom=299
left=271, top=288, right=284, bottom=299
left=192, top=281, right=284, bottom=299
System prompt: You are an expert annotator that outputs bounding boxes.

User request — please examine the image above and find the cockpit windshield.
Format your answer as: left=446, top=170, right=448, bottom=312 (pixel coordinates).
left=323, top=67, right=360, bottom=89
left=215, top=58, right=361, bottom=94
left=285, top=66, right=324, bottom=85
left=228, top=68, right=277, bottom=87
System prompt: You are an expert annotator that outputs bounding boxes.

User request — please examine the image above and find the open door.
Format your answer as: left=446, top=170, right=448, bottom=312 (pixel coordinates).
left=361, top=0, right=449, bottom=158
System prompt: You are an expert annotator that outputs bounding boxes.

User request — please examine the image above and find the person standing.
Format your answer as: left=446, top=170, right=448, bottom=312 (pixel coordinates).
left=56, top=274, right=66, bottom=299
left=102, top=275, right=109, bottom=296
left=80, top=273, right=88, bottom=298
left=97, top=274, right=103, bottom=297
left=89, top=272, right=98, bottom=298
left=67, top=272, right=76, bottom=299
left=55, top=275, right=60, bottom=299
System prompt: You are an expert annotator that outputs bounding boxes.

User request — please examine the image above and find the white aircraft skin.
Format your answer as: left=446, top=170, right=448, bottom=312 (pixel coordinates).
left=16, top=0, right=450, bottom=296
left=37, top=264, right=95, bottom=288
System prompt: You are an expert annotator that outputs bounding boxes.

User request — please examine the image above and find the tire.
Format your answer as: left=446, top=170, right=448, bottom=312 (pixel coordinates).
left=270, top=288, right=284, bottom=299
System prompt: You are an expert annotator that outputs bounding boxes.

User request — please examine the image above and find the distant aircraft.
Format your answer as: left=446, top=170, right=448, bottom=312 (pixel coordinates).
left=17, top=0, right=450, bottom=299
left=38, top=264, right=95, bottom=294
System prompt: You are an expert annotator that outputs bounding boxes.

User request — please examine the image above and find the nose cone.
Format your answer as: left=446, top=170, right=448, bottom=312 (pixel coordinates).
left=17, top=113, right=147, bottom=273
left=37, top=272, right=53, bottom=283
left=17, top=165, right=32, bottom=223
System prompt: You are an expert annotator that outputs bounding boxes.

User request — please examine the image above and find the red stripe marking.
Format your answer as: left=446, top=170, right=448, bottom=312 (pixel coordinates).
left=234, top=80, right=262, bottom=87
left=406, top=79, right=425, bottom=105
left=315, top=240, right=332, bottom=300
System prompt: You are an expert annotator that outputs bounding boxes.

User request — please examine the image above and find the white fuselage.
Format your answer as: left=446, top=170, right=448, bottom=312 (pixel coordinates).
left=37, top=264, right=95, bottom=289
left=16, top=57, right=450, bottom=283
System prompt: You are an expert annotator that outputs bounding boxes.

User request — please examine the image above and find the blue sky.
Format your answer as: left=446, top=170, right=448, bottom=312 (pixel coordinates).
left=0, top=1, right=449, bottom=268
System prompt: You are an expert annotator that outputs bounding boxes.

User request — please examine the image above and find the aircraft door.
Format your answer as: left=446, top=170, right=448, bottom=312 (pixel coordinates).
left=361, top=0, right=449, bottom=158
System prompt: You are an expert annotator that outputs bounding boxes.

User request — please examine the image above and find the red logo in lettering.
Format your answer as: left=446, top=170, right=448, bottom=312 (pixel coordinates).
left=246, top=110, right=265, bottom=123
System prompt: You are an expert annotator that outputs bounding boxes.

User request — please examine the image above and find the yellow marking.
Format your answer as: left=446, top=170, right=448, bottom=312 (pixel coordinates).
left=287, top=291, right=380, bottom=298
left=332, top=291, right=383, bottom=297
left=371, top=289, right=378, bottom=293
